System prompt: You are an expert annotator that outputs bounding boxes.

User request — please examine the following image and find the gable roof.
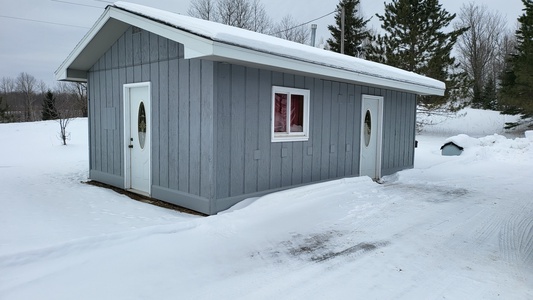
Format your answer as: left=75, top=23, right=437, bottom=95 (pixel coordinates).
left=440, top=142, right=464, bottom=150
left=56, top=1, right=445, bottom=96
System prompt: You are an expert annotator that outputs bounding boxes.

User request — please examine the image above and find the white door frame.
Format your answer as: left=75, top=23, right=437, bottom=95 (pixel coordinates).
left=359, top=94, right=384, bottom=179
left=123, top=82, right=151, bottom=195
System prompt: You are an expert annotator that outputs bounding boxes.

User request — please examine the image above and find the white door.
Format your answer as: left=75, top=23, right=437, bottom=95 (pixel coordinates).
left=124, top=83, right=151, bottom=195
left=359, top=95, right=383, bottom=180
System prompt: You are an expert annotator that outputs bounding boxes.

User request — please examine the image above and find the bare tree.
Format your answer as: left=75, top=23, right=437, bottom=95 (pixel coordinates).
left=272, top=15, right=310, bottom=45
left=55, top=81, right=87, bottom=117
left=248, top=0, right=272, bottom=33
left=71, top=82, right=88, bottom=117
left=188, top=0, right=271, bottom=33
left=495, top=29, right=518, bottom=81
left=0, top=77, right=15, bottom=94
left=188, top=0, right=217, bottom=20
left=455, top=3, right=507, bottom=108
left=52, top=83, right=76, bottom=145
left=15, top=72, right=38, bottom=121
left=217, top=0, right=251, bottom=28
left=58, top=116, right=71, bottom=145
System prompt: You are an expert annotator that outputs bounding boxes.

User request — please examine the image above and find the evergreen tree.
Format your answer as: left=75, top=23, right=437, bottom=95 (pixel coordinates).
left=499, top=0, right=533, bottom=129
left=42, top=90, right=58, bottom=120
left=327, top=0, right=371, bottom=57
left=0, top=96, right=13, bottom=123
left=367, top=0, right=468, bottom=111
left=481, top=77, right=497, bottom=110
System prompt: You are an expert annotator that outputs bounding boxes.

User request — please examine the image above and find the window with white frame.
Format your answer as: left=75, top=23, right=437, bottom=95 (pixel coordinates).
left=271, top=86, right=310, bottom=142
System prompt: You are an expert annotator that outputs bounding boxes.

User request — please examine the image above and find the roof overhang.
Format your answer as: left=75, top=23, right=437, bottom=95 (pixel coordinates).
left=56, top=5, right=445, bottom=96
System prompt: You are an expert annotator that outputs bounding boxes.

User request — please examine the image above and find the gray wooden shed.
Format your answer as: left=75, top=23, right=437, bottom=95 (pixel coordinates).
left=56, top=2, right=445, bottom=215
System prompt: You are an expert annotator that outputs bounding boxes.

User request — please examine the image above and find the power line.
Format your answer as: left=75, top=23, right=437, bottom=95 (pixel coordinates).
left=51, top=0, right=103, bottom=9
left=272, top=10, right=336, bottom=35
left=0, top=15, right=90, bottom=29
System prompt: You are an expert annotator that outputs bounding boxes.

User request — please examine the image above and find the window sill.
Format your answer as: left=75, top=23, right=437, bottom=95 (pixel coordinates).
left=271, top=135, right=309, bottom=143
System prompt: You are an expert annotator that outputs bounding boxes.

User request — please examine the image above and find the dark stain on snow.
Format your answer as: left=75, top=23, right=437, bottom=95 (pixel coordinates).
left=383, top=183, right=469, bottom=203
left=266, top=230, right=390, bottom=263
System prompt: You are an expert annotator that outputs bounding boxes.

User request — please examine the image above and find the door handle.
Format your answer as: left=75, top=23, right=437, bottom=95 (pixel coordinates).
left=128, top=145, right=133, bottom=148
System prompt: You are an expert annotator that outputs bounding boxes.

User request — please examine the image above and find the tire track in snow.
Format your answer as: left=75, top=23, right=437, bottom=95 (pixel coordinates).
left=0, top=221, right=197, bottom=268
left=499, top=203, right=533, bottom=268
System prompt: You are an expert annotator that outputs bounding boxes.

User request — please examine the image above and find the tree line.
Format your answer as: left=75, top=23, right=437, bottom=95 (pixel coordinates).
left=2, top=0, right=530, bottom=130
left=189, top=0, right=532, bottom=129
left=0, top=72, right=87, bottom=124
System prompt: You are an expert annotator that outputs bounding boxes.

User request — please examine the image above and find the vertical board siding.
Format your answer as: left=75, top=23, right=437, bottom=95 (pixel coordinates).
left=302, top=77, right=314, bottom=184
left=88, top=26, right=416, bottom=211
left=168, top=57, right=180, bottom=191
left=188, top=59, right=202, bottom=196
left=381, top=91, right=417, bottom=175
left=310, top=78, right=323, bottom=182
left=88, top=27, right=214, bottom=198
left=337, top=83, right=348, bottom=177
left=230, top=65, right=246, bottom=196
left=159, top=58, right=169, bottom=188
left=320, top=81, right=332, bottom=181
left=214, top=62, right=417, bottom=200
left=257, top=69, right=272, bottom=192
left=200, top=60, right=215, bottom=199
left=329, top=81, right=340, bottom=179
left=244, top=67, right=260, bottom=194
left=269, top=72, right=282, bottom=190
left=177, top=57, right=190, bottom=193
left=215, top=64, right=358, bottom=200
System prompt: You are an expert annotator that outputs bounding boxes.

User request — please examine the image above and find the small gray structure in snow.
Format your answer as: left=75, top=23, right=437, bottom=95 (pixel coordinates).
left=440, top=142, right=464, bottom=156
left=56, top=2, right=445, bottom=215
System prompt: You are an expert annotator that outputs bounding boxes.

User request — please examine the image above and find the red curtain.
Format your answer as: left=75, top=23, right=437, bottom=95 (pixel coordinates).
left=290, top=94, right=304, bottom=132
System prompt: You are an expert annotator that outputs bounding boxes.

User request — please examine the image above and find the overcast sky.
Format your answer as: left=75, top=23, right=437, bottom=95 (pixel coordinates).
left=0, top=0, right=525, bottom=88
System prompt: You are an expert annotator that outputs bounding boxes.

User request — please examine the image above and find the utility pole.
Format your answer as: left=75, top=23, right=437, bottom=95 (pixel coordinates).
left=341, top=6, right=345, bottom=54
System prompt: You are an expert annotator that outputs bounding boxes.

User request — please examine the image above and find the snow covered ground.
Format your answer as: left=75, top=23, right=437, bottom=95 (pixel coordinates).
left=1, top=110, right=532, bottom=299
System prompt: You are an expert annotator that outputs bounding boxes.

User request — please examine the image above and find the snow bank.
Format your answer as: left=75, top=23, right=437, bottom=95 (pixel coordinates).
left=526, top=130, right=533, bottom=141
left=444, top=133, right=533, bottom=162
left=419, top=108, right=521, bottom=137
left=1, top=117, right=532, bottom=299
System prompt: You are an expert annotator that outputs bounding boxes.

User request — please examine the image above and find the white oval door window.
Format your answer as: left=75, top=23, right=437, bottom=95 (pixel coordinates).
left=138, top=101, right=146, bottom=149
left=364, top=110, right=371, bottom=147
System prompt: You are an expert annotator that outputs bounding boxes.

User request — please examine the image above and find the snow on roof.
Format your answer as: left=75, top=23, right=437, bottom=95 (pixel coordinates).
left=113, top=1, right=445, bottom=95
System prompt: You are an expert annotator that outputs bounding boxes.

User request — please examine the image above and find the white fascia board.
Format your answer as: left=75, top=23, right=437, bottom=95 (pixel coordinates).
left=55, top=9, right=113, bottom=80
left=211, top=42, right=444, bottom=96
left=55, top=7, right=215, bottom=81
left=108, top=9, right=215, bottom=59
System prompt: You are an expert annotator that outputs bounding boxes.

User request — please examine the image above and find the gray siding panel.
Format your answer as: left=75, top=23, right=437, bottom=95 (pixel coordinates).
left=216, top=64, right=369, bottom=204
left=216, top=63, right=231, bottom=199
left=151, top=61, right=160, bottom=187
left=189, top=59, right=202, bottom=196
left=168, top=58, right=179, bottom=191
left=311, top=78, right=323, bottom=182
left=88, top=26, right=416, bottom=215
left=88, top=27, right=215, bottom=206
left=244, top=67, right=259, bottom=194
left=329, top=81, right=340, bottom=179
left=381, top=91, right=416, bottom=176
left=159, top=59, right=169, bottom=188
left=320, top=80, right=332, bottom=181
left=214, top=62, right=418, bottom=209
left=200, top=60, right=214, bottom=199
left=257, top=69, right=272, bottom=192
left=178, top=59, right=190, bottom=193
left=230, top=65, right=246, bottom=196
left=302, top=77, right=314, bottom=184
